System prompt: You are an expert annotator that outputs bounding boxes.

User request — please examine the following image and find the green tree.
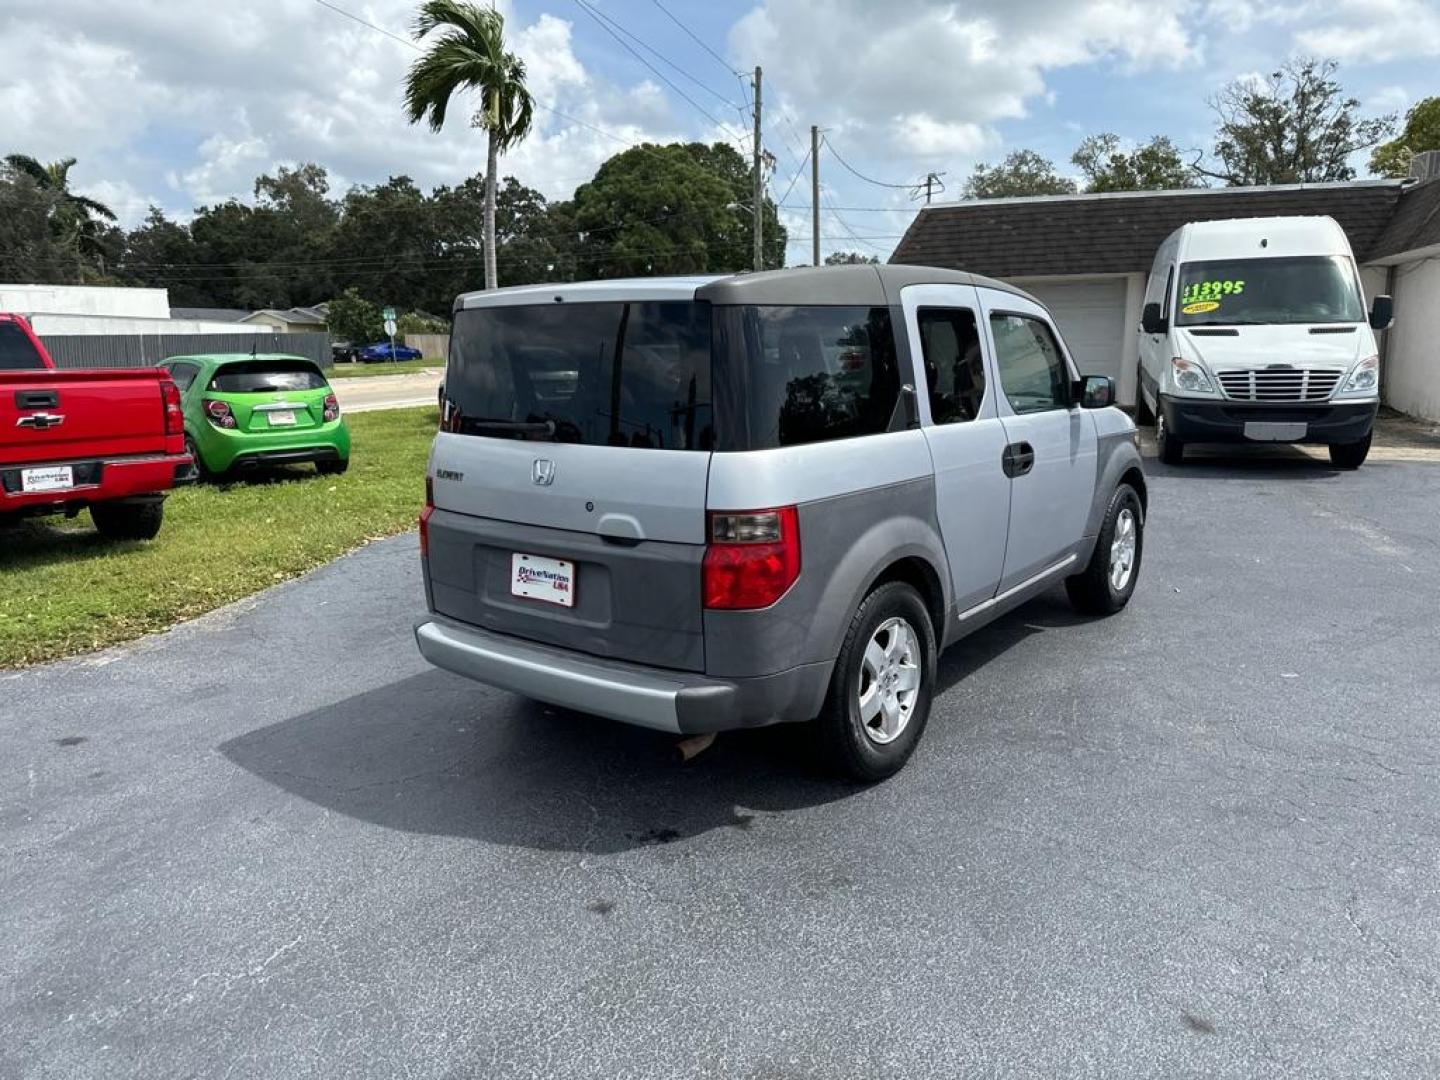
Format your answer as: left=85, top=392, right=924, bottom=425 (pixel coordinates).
left=396, top=311, right=449, bottom=335
left=326, top=288, right=384, bottom=344
left=1072, top=134, right=1200, bottom=192
left=1371, top=97, right=1440, bottom=179
left=329, top=175, right=440, bottom=314
left=3, top=154, right=118, bottom=277
left=1203, top=58, right=1395, bottom=186
left=963, top=150, right=1077, bottom=199
left=0, top=171, right=72, bottom=284
left=118, top=207, right=208, bottom=304
left=404, top=0, right=534, bottom=292
left=825, top=251, right=879, bottom=265
left=572, top=142, right=785, bottom=277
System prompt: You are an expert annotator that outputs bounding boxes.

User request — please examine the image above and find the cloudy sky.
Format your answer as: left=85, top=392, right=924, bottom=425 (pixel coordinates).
left=2, top=0, right=1436, bottom=263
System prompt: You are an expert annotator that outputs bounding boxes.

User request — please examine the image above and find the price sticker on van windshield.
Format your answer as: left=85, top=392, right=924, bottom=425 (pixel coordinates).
left=1180, top=278, right=1245, bottom=314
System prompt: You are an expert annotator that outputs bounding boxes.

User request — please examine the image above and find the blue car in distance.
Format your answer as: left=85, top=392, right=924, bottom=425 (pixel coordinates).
left=357, top=341, right=423, bottom=363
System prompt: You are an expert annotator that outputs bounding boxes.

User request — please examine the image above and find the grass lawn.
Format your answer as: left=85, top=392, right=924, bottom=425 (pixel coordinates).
left=0, top=406, right=436, bottom=669
left=328, top=360, right=442, bottom=379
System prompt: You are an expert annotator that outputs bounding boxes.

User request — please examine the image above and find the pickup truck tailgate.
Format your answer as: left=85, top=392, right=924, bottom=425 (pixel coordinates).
left=0, top=369, right=169, bottom=467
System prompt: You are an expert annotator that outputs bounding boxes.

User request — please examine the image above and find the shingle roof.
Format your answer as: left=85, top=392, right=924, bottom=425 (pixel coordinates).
left=890, top=181, right=1408, bottom=277
left=1369, top=178, right=1440, bottom=261
left=169, top=307, right=250, bottom=322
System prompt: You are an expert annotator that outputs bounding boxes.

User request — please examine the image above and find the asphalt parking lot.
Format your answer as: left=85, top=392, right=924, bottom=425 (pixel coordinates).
left=4, top=443, right=1440, bottom=1078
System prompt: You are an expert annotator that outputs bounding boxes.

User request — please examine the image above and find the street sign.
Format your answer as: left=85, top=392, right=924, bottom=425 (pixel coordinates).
left=383, top=319, right=397, bottom=337
left=382, top=306, right=396, bottom=321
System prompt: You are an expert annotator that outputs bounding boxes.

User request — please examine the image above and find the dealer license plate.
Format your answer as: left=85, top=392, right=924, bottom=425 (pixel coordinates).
left=1244, top=422, right=1307, bottom=441
left=510, top=553, right=575, bottom=607
left=267, top=410, right=297, bottom=427
left=21, top=466, right=74, bottom=493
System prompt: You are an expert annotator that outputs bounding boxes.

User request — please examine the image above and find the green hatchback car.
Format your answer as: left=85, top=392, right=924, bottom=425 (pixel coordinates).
left=160, top=354, right=351, bottom=478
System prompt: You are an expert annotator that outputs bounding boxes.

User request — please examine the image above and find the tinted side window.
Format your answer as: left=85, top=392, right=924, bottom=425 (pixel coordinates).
left=169, top=362, right=199, bottom=391
left=989, top=313, right=1071, bottom=415
left=713, top=305, right=900, bottom=450
left=917, top=307, right=986, bottom=424
left=0, top=323, right=45, bottom=370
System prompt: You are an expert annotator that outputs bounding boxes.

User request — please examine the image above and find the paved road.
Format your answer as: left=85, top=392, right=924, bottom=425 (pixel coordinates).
left=331, top=368, right=443, bottom=413
left=4, top=449, right=1440, bottom=1078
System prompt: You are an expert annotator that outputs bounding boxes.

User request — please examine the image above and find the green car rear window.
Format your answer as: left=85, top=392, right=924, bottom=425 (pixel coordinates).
left=209, top=360, right=327, bottom=393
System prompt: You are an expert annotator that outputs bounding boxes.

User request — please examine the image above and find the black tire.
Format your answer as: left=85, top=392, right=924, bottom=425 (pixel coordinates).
left=317, top=458, right=349, bottom=476
left=1066, top=484, right=1144, bottom=615
left=184, top=434, right=211, bottom=482
left=1328, top=434, right=1371, bottom=470
left=817, top=580, right=937, bottom=782
left=1156, top=410, right=1184, bottom=465
left=91, top=498, right=164, bottom=541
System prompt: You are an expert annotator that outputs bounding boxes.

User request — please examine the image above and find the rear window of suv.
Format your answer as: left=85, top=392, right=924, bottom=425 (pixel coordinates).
left=209, top=360, right=328, bottom=393
left=444, top=301, right=901, bottom=452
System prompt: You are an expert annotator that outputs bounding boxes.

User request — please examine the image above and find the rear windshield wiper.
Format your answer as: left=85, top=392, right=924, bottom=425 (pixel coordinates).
left=464, top=418, right=556, bottom=436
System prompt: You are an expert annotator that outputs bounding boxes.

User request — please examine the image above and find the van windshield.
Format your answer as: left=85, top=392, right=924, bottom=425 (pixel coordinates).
left=1176, top=255, right=1365, bottom=326
left=444, top=302, right=713, bottom=450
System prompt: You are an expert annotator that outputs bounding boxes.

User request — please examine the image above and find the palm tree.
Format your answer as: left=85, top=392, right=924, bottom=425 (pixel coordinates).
left=3, top=155, right=117, bottom=268
left=404, top=1, right=534, bottom=291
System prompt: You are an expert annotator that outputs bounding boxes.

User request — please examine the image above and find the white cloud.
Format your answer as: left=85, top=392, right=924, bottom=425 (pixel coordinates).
left=1292, top=0, right=1440, bottom=62
left=0, top=0, right=682, bottom=225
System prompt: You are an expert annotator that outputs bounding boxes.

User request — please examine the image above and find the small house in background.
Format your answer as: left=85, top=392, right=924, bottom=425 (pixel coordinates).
left=891, top=162, right=1440, bottom=423
left=241, top=305, right=330, bottom=333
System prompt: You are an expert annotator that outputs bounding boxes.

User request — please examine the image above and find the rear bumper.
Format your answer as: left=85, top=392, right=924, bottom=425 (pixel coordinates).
left=194, top=419, right=350, bottom=472
left=231, top=446, right=343, bottom=470
left=1160, top=396, right=1376, bottom=445
left=414, top=615, right=832, bottom=735
left=0, top=452, right=191, bottom=516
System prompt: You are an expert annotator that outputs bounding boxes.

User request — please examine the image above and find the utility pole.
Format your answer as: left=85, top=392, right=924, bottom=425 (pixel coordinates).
left=752, top=65, right=763, bottom=272
left=920, top=171, right=947, bottom=204
left=811, top=125, right=821, bottom=267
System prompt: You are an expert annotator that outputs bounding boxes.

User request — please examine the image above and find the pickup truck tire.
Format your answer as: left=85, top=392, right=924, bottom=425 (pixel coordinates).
left=1156, top=412, right=1184, bottom=465
left=316, top=458, right=349, bottom=476
left=1066, top=484, right=1143, bottom=616
left=1328, top=434, right=1371, bottom=470
left=91, top=498, right=164, bottom=542
left=817, top=580, right=936, bottom=782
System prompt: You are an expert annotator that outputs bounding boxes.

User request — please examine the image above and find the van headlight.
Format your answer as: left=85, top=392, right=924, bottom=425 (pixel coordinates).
left=1170, top=357, right=1214, bottom=395
left=1337, top=355, right=1379, bottom=397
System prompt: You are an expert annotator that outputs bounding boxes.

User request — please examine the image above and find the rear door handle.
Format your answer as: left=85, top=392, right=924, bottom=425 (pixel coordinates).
left=1002, top=441, right=1035, bottom=478
left=16, top=389, right=59, bottom=409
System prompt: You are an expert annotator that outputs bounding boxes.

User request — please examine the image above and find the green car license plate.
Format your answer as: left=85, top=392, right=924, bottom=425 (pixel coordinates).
left=267, top=410, right=297, bottom=427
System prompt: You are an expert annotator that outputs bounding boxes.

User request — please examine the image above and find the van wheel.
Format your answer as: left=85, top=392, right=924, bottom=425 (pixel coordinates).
left=817, top=581, right=936, bottom=782
left=91, top=498, right=164, bottom=542
left=1156, top=412, right=1184, bottom=465
left=1329, top=434, right=1371, bottom=470
left=1066, top=484, right=1143, bottom=615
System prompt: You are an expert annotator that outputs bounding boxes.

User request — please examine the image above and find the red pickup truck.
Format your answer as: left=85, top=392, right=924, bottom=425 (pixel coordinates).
left=1, top=313, right=191, bottom=540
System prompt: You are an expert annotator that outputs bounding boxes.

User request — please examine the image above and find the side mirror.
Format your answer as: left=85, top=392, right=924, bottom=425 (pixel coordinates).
left=1141, top=302, right=1167, bottom=335
left=1369, top=294, right=1394, bottom=331
left=1076, top=375, right=1115, bottom=410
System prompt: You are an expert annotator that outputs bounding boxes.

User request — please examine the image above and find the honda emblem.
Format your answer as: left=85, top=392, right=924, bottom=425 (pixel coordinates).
left=532, top=458, right=556, bottom=486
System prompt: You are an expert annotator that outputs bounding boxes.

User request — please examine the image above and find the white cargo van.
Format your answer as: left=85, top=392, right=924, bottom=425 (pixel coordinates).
left=1137, top=216, right=1393, bottom=468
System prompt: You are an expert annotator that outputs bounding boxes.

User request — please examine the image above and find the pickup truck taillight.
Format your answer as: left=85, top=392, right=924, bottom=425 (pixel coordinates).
left=160, top=379, right=185, bottom=436
left=323, top=393, right=340, bottom=422
left=703, top=507, right=801, bottom=610
left=204, top=398, right=237, bottom=429
left=419, top=477, right=434, bottom=557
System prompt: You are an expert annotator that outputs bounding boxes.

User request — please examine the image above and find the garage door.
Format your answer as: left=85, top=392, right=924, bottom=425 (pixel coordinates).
left=1018, top=279, right=1127, bottom=382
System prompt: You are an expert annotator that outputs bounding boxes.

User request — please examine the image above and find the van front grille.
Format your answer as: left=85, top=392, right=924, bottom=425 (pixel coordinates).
left=1218, top=368, right=1342, bottom=402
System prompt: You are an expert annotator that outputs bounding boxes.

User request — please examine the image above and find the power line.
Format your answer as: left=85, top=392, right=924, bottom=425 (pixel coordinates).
left=774, top=143, right=812, bottom=208
left=649, top=0, right=740, bottom=78
left=571, top=0, right=743, bottom=112
left=570, top=0, right=748, bottom=148
left=823, top=135, right=915, bottom=191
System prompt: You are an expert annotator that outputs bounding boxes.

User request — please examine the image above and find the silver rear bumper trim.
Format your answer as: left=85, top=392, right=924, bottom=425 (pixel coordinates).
left=415, top=618, right=687, bottom=733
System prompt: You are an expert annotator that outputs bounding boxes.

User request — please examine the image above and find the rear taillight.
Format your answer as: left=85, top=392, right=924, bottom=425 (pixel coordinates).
left=323, top=393, right=340, bottom=422
left=419, top=476, right=434, bottom=557
left=702, top=507, right=801, bottom=610
left=159, top=379, right=184, bottom=436
left=204, top=398, right=237, bottom=429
